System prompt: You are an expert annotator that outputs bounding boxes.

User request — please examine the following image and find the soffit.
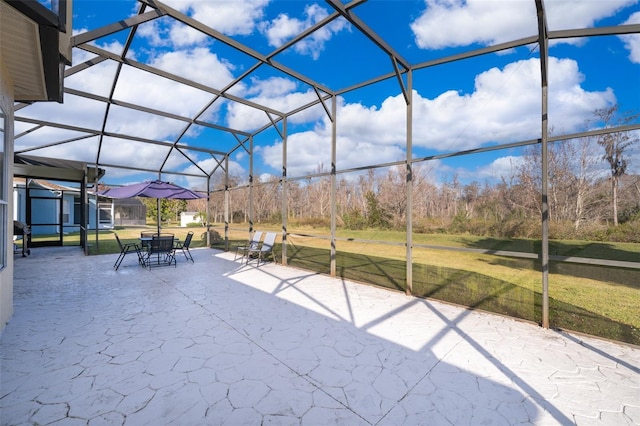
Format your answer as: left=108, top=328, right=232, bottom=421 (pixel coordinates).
left=0, top=0, right=47, bottom=101
left=14, top=153, right=105, bottom=182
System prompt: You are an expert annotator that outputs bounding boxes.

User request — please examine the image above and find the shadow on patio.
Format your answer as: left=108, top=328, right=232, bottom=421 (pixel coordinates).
left=1, top=247, right=638, bottom=424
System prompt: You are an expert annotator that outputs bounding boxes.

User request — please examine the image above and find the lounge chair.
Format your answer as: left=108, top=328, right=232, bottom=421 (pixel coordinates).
left=246, top=232, right=277, bottom=266
left=174, top=231, right=194, bottom=262
left=235, top=231, right=263, bottom=261
left=114, top=233, right=142, bottom=270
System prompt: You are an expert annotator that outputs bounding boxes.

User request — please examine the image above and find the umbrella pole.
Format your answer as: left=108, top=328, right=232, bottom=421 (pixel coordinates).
left=157, top=198, right=160, bottom=235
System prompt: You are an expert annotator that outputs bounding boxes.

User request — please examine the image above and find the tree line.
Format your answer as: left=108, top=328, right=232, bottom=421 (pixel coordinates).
left=195, top=106, right=639, bottom=242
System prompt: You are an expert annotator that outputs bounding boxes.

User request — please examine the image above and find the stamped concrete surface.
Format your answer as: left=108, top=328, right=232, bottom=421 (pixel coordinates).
left=1, top=246, right=638, bottom=425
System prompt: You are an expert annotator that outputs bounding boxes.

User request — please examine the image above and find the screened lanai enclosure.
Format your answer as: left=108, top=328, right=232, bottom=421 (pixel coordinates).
left=12, top=0, right=640, bottom=345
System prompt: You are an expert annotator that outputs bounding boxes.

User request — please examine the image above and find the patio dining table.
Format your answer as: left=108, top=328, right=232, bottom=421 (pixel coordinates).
left=139, top=234, right=178, bottom=268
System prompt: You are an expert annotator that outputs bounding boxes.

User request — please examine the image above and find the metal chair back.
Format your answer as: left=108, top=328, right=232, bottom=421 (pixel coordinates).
left=247, top=232, right=277, bottom=266
left=144, top=235, right=176, bottom=267
left=183, top=231, right=194, bottom=248
left=114, top=233, right=142, bottom=270
left=176, top=231, right=195, bottom=262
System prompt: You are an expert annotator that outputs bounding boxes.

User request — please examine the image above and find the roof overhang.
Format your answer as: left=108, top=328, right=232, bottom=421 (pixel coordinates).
left=14, top=153, right=105, bottom=182
left=1, top=0, right=71, bottom=102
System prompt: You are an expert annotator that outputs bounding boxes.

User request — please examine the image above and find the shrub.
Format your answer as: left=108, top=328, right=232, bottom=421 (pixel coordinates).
left=201, top=230, right=222, bottom=242
left=290, top=217, right=331, bottom=228
left=605, top=221, right=640, bottom=243
left=412, top=218, right=448, bottom=234
left=340, top=209, right=367, bottom=230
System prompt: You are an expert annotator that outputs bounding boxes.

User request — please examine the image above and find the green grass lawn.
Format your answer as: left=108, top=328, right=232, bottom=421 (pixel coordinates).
left=223, top=226, right=640, bottom=345
left=32, top=226, right=211, bottom=255
left=43, top=224, right=640, bottom=345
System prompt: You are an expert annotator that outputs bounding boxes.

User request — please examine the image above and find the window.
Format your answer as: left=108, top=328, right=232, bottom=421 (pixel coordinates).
left=62, top=199, right=70, bottom=224
left=74, top=199, right=81, bottom=225
left=98, top=203, right=112, bottom=225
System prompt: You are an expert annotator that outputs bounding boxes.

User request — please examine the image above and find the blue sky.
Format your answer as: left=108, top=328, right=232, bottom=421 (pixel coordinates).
left=17, top=0, right=640, bottom=190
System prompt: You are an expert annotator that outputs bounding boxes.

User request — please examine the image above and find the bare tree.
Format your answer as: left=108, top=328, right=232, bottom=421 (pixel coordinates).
left=566, top=136, right=602, bottom=230
left=510, top=149, right=541, bottom=218
left=461, top=181, right=480, bottom=219
left=254, top=176, right=280, bottom=223
left=594, top=106, right=639, bottom=226
left=307, top=177, right=331, bottom=218
left=411, top=164, right=439, bottom=219
left=378, top=166, right=406, bottom=226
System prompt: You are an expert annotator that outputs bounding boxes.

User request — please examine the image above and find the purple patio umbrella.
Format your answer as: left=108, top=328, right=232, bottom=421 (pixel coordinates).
left=98, top=180, right=204, bottom=200
left=98, top=180, right=205, bottom=233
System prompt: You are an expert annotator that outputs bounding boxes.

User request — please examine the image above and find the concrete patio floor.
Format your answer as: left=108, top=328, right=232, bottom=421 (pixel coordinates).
left=1, top=246, right=638, bottom=425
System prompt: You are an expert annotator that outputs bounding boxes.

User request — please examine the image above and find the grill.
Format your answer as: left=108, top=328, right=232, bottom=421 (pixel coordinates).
left=13, top=221, right=31, bottom=257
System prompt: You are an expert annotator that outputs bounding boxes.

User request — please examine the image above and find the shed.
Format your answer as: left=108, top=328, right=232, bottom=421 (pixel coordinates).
left=180, top=211, right=201, bottom=227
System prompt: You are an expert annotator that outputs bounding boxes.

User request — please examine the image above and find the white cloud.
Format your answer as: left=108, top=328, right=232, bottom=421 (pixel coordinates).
left=334, top=96, right=407, bottom=146
left=335, top=138, right=406, bottom=171
left=16, top=93, right=106, bottom=130
left=136, top=20, right=172, bottom=47
left=256, top=56, right=616, bottom=175
left=411, top=0, right=637, bottom=49
left=258, top=105, right=407, bottom=176
left=137, top=0, right=269, bottom=48
left=148, top=48, right=238, bottom=89
left=620, top=11, right=640, bottom=63
left=226, top=77, right=323, bottom=131
left=162, top=0, right=269, bottom=37
left=259, top=132, right=324, bottom=177
left=234, top=150, right=247, bottom=163
left=21, top=43, right=242, bottom=178
left=99, top=136, right=175, bottom=170
left=410, top=57, right=614, bottom=150
left=411, top=0, right=534, bottom=49
left=104, top=106, right=186, bottom=140
left=23, top=2, right=633, bottom=185
left=65, top=59, right=120, bottom=97
left=261, top=4, right=348, bottom=59
left=545, top=0, right=637, bottom=31
left=182, top=157, right=245, bottom=187
left=246, top=76, right=297, bottom=97
left=15, top=131, right=100, bottom=164
left=258, top=172, right=277, bottom=183
left=334, top=57, right=613, bottom=151
left=99, top=167, right=158, bottom=183
left=168, top=24, right=209, bottom=47
left=262, top=12, right=304, bottom=47
left=67, top=40, right=130, bottom=98
left=189, top=0, right=269, bottom=36
left=111, top=62, right=212, bottom=118
left=475, top=155, right=524, bottom=181
left=99, top=40, right=128, bottom=57
left=259, top=131, right=390, bottom=177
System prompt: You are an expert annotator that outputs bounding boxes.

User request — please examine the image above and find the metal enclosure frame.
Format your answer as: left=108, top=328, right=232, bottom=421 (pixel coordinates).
left=10, top=0, right=640, bottom=330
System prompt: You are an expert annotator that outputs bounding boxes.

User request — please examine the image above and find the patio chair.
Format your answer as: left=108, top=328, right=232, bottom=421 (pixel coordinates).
left=234, top=231, right=263, bottom=261
left=143, top=235, right=176, bottom=268
left=174, top=231, right=194, bottom=262
left=114, top=233, right=142, bottom=270
left=140, top=231, right=155, bottom=252
left=246, top=232, right=277, bottom=266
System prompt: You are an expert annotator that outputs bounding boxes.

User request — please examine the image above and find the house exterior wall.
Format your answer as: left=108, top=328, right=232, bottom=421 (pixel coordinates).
left=13, top=187, right=110, bottom=232
left=28, top=189, right=60, bottom=235
left=1, top=56, right=15, bottom=332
